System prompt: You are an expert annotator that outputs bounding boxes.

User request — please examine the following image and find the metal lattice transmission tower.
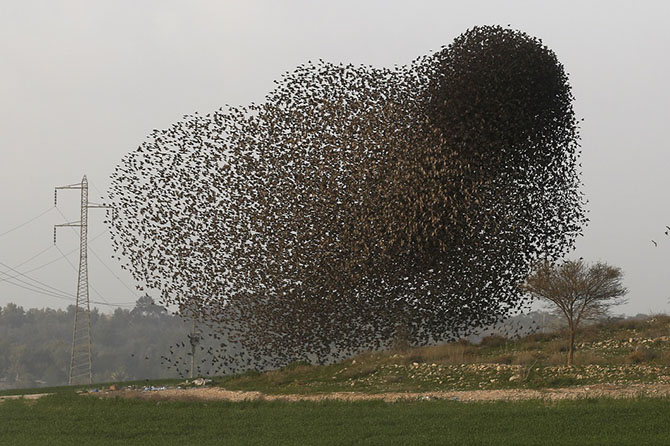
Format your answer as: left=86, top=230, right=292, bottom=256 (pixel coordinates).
left=54, top=175, right=109, bottom=385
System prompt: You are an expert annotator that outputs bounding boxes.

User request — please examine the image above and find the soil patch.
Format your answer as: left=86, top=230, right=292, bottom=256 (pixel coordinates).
left=0, top=393, right=52, bottom=402
left=93, top=383, right=670, bottom=403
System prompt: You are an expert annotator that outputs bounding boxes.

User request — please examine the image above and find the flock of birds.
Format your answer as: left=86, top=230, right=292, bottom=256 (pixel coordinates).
left=109, top=26, right=587, bottom=374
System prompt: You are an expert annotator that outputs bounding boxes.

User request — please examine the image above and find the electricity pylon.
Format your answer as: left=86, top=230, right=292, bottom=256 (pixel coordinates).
left=54, top=175, right=109, bottom=385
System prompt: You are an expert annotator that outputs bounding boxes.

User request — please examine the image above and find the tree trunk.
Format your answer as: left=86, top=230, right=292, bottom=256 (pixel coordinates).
left=567, top=325, right=575, bottom=366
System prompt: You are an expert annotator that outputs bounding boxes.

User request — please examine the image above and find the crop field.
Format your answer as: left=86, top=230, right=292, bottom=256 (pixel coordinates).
left=2, top=392, right=670, bottom=445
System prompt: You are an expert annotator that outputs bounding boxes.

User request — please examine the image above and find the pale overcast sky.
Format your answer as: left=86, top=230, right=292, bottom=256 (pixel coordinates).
left=1, top=0, right=669, bottom=315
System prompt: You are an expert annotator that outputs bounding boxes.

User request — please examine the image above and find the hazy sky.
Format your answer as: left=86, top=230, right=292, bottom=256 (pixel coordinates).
left=1, top=0, right=669, bottom=315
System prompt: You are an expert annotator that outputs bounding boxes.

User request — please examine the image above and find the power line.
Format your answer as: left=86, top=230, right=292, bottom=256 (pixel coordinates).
left=8, top=230, right=109, bottom=278
left=0, top=273, right=134, bottom=307
left=88, top=245, right=140, bottom=298
left=0, top=277, right=78, bottom=302
left=54, top=207, right=113, bottom=306
left=8, top=244, right=54, bottom=271
left=87, top=180, right=134, bottom=296
left=54, top=243, right=112, bottom=306
left=0, top=270, right=76, bottom=300
left=52, top=238, right=135, bottom=307
left=0, top=187, right=135, bottom=313
left=0, top=244, right=59, bottom=284
left=0, top=261, right=75, bottom=299
left=0, top=260, right=135, bottom=307
left=0, top=206, right=55, bottom=239
left=0, top=248, right=134, bottom=308
left=89, top=180, right=107, bottom=203
left=55, top=206, right=138, bottom=303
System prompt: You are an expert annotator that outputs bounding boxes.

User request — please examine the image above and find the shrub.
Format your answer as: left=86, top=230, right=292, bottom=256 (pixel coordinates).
left=545, top=340, right=569, bottom=353
left=627, top=348, right=658, bottom=364
left=617, top=319, right=647, bottom=331
left=524, top=332, right=559, bottom=343
left=572, top=351, right=603, bottom=366
left=282, top=361, right=313, bottom=372
left=513, top=351, right=542, bottom=366
left=547, top=352, right=566, bottom=366
left=240, top=369, right=261, bottom=378
left=491, top=354, right=514, bottom=365
left=479, top=335, right=507, bottom=348
left=340, top=365, right=377, bottom=380
left=417, top=342, right=475, bottom=364
left=545, top=376, right=580, bottom=387
left=579, top=324, right=606, bottom=343
left=404, top=353, right=424, bottom=364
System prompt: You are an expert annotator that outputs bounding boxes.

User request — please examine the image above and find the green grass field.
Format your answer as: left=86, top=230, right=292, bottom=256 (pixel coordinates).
left=2, top=393, right=670, bottom=445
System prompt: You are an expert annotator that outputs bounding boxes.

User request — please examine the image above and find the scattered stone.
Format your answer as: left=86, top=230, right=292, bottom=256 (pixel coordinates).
left=142, top=386, right=168, bottom=392
left=193, top=378, right=212, bottom=386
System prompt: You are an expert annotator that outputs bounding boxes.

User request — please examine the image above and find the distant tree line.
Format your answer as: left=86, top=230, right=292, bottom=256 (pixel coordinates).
left=0, top=298, right=226, bottom=390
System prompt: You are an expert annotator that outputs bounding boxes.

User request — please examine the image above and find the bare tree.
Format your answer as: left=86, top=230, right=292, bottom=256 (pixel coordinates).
left=523, top=260, right=627, bottom=366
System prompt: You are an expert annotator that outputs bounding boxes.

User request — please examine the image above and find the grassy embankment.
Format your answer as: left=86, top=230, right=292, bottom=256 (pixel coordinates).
left=215, top=314, right=670, bottom=394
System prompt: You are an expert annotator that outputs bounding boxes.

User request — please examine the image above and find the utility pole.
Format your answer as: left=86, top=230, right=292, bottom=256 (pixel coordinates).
left=54, top=175, right=109, bottom=385
left=188, top=318, right=201, bottom=379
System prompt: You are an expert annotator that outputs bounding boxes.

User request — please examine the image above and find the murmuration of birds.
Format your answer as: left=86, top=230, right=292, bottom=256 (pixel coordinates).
left=107, top=26, right=587, bottom=374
